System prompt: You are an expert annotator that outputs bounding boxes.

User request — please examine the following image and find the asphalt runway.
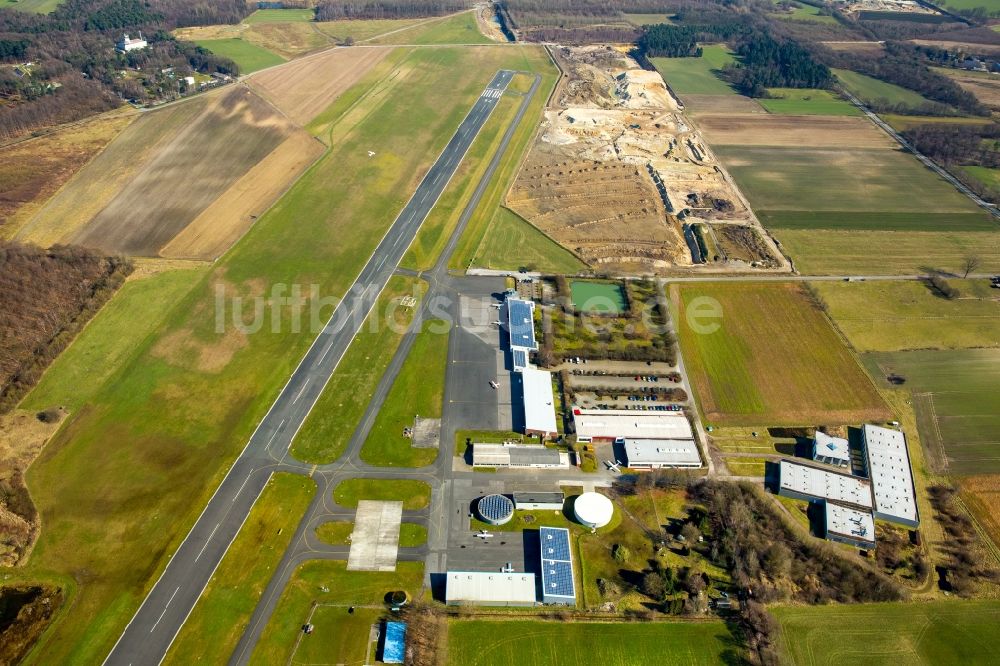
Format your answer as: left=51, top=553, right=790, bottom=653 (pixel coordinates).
left=104, top=69, right=514, bottom=666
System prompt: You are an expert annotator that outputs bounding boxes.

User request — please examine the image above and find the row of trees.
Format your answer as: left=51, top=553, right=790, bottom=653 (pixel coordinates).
left=822, top=41, right=988, bottom=116
left=315, top=0, right=469, bottom=21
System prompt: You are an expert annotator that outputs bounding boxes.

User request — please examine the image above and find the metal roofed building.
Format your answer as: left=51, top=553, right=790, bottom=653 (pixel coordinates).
left=862, top=425, right=920, bottom=527
left=624, top=438, right=701, bottom=469
left=477, top=494, right=515, bottom=525
left=777, top=460, right=873, bottom=510
left=813, top=431, right=850, bottom=468
left=518, top=368, right=558, bottom=437
left=380, top=621, right=406, bottom=664
left=513, top=492, right=565, bottom=510
left=539, top=527, right=576, bottom=605
left=445, top=572, right=537, bottom=606
left=572, top=408, right=693, bottom=443
left=824, top=501, right=876, bottom=550
left=505, top=297, right=537, bottom=351
left=473, top=443, right=568, bottom=469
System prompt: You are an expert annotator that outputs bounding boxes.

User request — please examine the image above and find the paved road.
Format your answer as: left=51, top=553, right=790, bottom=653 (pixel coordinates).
left=104, top=69, right=514, bottom=666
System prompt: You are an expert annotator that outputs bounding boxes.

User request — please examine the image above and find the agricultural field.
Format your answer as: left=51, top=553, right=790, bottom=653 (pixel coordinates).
left=290, top=275, right=424, bottom=463
left=757, top=88, right=861, bottom=116
left=458, top=207, right=586, bottom=274
left=696, top=113, right=891, bottom=147
left=933, top=67, right=1000, bottom=110
left=2, top=0, right=60, bottom=13
left=713, top=146, right=984, bottom=216
left=674, top=282, right=891, bottom=426
left=314, top=17, right=427, bottom=43
left=776, top=229, right=1000, bottom=275
left=248, top=46, right=393, bottom=126
left=15, top=99, right=207, bottom=248
left=360, top=319, right=451, bottom=468
left=651, top=45, right=736, bottom=96
left=834, top=68, right=936, bottom=110
left=774, top=600, right=1000, bottom=665
left=447, top=619, right=739, bottom=666
left=812, top=279, right=1000, bottom=352
left=249, top=560, right=424, bottom=665
left=962, top=165, right=1000, bottom=192
left=883, top=114, right=993, bottom=132
left=623, top=12, right=674, bottom=26
left=14, top=44, right=555, bottom=665
left=773, top=2, right=839, bottom=23
left=959, top=475, right=1000, bottom=551
left=333, top=479, right=431, bottom=510
left=943, top=0, right=1000, bottom=11
left=368, top=11, right=491, bottom=45
left=163, top=473, right=315, bottom=666
left=864, top=348, right=1000, bottom=475
left=0, top=111, right=134, bottom=237
left=243, top=8, right=314, bottom=23
left=194, top=38, right=285, bottom=73
left=71, top=87, right=295, bottom=256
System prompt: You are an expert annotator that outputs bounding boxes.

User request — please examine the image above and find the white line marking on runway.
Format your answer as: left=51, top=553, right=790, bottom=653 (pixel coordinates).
left=149, top=587, right=180, bottom=633
left=194, top=523, right=220, bottom=563
left=265, top=429, right=279, bottom=450
left=292, top=380, right=310, bottom=404
left=233, top=472, right=253, bottom=502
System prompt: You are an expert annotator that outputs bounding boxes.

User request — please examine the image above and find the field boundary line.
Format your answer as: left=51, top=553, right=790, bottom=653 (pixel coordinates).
left=954, top=495, right=1000, bottom=565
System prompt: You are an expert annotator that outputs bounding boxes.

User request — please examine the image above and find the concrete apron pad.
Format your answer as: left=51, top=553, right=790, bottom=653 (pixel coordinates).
left=347, top=500, right=403, bottom=572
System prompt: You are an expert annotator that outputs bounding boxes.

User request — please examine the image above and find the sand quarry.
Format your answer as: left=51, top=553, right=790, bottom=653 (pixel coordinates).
left=508, top=46, right=785, bottom=273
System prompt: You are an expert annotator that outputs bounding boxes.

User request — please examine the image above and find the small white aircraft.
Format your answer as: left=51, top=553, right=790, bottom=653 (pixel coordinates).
left=475, top=530, right=495, bottom=539
left=490, top=303, right=502, bottom=309
left=489, top=380, right=499, bottom=389
left=367, top=150, right=376, bottom=157
left=604, top=460, right=621, bottom=473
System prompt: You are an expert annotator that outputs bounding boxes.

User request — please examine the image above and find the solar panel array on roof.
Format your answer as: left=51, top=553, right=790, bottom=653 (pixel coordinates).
left=540, top=527, right=571, bottom=561
left=512, top=348, right=528, bottom=371
left=478, top=494, right=514, bottom=525
left=506, top=298, right=537, bottom=350
left=539, top=527, right=575, bottom=604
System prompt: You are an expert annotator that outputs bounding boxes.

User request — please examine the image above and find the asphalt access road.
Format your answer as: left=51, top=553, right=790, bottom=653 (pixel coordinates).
left=104, top=69, right=514, bottom=666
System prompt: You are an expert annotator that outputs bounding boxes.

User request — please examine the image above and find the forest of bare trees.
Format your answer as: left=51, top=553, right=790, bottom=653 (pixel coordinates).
left=0, top=242, right=132, bottom=412
left=315, top=0, right=469, bottom=21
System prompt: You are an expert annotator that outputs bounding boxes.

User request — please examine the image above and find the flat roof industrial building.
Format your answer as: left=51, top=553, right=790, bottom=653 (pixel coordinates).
left=778, top=460, right=873, bottom=510
left=472, top=443, right=568, bottom=468
left=513, top=492, right=565, bottom=510
left=624, top=438, right=701, bottom=469
left=518, top=367, right=558, bottom=437
left=824, top=502, right=876, bottom=550
left=862, top=425, right=919, bottom=527
left=573, top=408, right=693, bottom=443
left=445, top=571, right=537, bottom=606
left=539, top=527, right=576, bottom=605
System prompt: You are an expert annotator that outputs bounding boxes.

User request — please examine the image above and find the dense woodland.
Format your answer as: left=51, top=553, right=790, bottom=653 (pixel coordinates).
left=315, top=0, right=469, bottom=21
left=638, top=24, right=701, bottom=58
left=0, top=0, right=242, bottom=141
left=0, top=242, right=132, bottom=413
left=724, top=33, right=832, bottom=96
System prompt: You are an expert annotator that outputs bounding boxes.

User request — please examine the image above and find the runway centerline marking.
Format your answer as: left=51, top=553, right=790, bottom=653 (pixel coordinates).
left=194, top=523, right=221, bottom=563
left=149, top=587, right=180, bottom=633
left=233, top=472, right=253, bottom=502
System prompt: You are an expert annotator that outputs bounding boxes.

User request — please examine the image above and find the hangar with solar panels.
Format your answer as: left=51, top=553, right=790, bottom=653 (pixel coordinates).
left=502, top=294, right=558, bottom=438
left=539, top=527, right=576, bottom=605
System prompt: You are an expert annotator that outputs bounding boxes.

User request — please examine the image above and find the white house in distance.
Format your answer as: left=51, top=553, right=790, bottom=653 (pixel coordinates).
left=116, top=33, right=148, bottom=53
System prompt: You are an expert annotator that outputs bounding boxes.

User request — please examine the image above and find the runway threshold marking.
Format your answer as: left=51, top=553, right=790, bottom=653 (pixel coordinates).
left=149, top=587, right=180, bottom=633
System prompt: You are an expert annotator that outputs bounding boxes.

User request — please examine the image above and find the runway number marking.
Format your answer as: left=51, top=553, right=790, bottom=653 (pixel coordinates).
left=149, top=587, right=180, bottom=633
